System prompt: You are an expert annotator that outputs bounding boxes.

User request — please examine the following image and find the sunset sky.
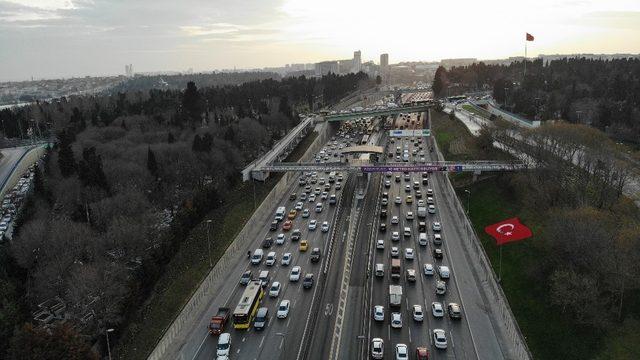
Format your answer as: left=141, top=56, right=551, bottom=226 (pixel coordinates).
left=1, top=0, right=639, bottom=81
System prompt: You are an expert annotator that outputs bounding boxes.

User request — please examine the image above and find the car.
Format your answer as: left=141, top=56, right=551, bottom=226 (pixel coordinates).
left=376, top=239, right=384, bottom=249
left=395, top=175, right=401, bottom=183
left=261, top=237, right=273, bottom=248
left=395, top=343, right=408, bottom=359
left=426, top=188, right=434, bottom=196
left=406, top=211, right=414, bottom=220
left=269, top=282, right=281, bottom=297
left=404, top=174, right=410, bottom=182
left=302, top=209, right=310, bottom=218
left=239, top=270, right=252, bottom=285
left=277, top=300, right=290, bottom=318
left=216, top=333, right=231, bottom=357
left=448, top=303, right=462, bottom=319
left=428, top=205, right=436, bottom=214
left=391, top=247, right=399, bottom=257
left=405, top=185, right=411, bottom=193
left=314, top=188, right=321, bottom=195
left=413, top=305, right=424, bottom=321
left=433, top=329, right=448, bottom=349
left=423, top=263, right=434, bottom=276
left=391, top=231, right=400, bottom=241
left=426, top=196, right=434, bottom=205
left=381, top=198, right=388, bottom=206
left=404, top=248, right=415, bottom=260
left=304, top=185, right=312, bottom=193
left=406, top=196, right=413, bottom=204
left=415, top=346, right=430, bottom=360
left=403, top=227, right=411, bottom=238
left=432, top=222, right=442, bottom=232
left=276, top=233, right=286, bottom=245
left=303, top=273, right=314, bottom=289
left=335, top=183, right=342, bottom=190
left=290, top=266, right=301, bottom=281
left=308, top=194, right=316, bottom=202
left=254, top=307, right=269, bottom=330
left=380, top=209, right=387, bottom=218
left=282, top=220, right=292, bottom=231
left=436, top=280, right=447, bottom=295
left=391, top=312, right=402, bottom=328
left=291, top=229, right=301, bottom=241
left=371, top=338, right=384, bottom=359
left=308, top=220, right=317, bottom=230
left=373, top=305, right=384, bottom=321
left=299, top=240, right=309, bottom=252
left=295, top=201, right=304, bottom=210
left=433, top=248, right=443, bottom=259
left=384, top=180, right=391, bottom=188
left=438, top=265, right=450, bottom=279
left=379, top=223, right=387, bottom=232
left=413, top=181, right=420, bottom=189
left=391, top=216, right=399, bottom=224
left=433, top=233, right=442, bottom=245
left=432, top=302, right=444, bottom=317
left=321, top=221, right=330, bottom=232
left=394, top=196, right=401, bottom=204
left=418, top=221, right=426, bottom=232
left=270, top=220, right=278, bottom=231
left=265, top=251, right=277, bottom=266
left=300, top=193, right=307, bottom=200
left=310, top=247, right=321, bottom=262
left=415, top=190, right=422, bottom=199
left=321, top=191, right=328, bottom=200
left=288, top=209, right=297, bottom=219
left=281, top=252, right=291, bottom=266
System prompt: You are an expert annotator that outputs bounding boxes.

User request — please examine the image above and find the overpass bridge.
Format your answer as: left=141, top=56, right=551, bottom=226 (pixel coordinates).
left=325, top=103, right=434, bottom=122
left=259, top=160, right=528, bottom=173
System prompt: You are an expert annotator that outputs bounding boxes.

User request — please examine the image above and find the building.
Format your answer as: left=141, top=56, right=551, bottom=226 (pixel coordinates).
left=124, top=64, right=134, bottom=77
left=315, top=61, right=339, bottom=76
left=440, top=58, right=477, bottom=69
left=380, top=53, right=389, bottom=67
left=353, top=50, right=362, bottom=73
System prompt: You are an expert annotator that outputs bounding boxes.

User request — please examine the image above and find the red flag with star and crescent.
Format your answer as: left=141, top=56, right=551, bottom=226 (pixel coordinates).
left=484, top=217, right=532, bottom=245
left=526, top=33, right=534, bottom=41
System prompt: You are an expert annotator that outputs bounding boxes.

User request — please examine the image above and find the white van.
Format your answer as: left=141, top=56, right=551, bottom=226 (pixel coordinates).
left=251, top=249, right=264, bottom=265
left=315, top=202, right=323, bottom=213
left=418, top=233, right=428, bottom=246
left=375, top=263, right=384, bottom=277
left=265, top=251, right=276, bottom=266
left=275, top=206, right=286, bottom=221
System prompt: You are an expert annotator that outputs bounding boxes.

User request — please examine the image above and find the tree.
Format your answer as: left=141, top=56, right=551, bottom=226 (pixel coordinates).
left=167, top=132, right=175, bottom=143
left=182, top=81, right=203, bottom=124
left=78, top=147, right=109, bottom=191
left=8, top=322, right=99, bottom=360
left=147, top=146, right=158, bottom=176
left=375, top=75, right=382, bottom=85
left=57, top=130, right=76, bottom=177
left=432, top=66, right=448, bottom=98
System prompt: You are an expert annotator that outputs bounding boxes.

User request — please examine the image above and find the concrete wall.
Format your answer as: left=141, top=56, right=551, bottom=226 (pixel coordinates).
left=0, top=145, right=47, bottom=199
left=147, top=122, right=331, bottom=360
left=486, top=104, right=540, bottom=128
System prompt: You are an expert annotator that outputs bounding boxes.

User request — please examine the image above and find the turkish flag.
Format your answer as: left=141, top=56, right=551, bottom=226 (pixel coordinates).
left=526, top=33, right=534, bottom=41
left=484, top=217, right=532, bottom=245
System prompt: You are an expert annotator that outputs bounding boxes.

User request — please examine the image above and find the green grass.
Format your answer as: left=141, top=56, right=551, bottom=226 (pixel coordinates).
left=462, top=104, right=491, bottom=119
left=116, top=130, right=319, bottom=359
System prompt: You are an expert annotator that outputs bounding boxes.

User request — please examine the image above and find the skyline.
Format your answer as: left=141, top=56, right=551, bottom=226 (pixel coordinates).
left=1, top=0, right=640, bottom=81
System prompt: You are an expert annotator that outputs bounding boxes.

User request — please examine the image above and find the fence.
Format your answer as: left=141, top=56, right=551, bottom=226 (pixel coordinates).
left=147, top=123, right=331, bottom=360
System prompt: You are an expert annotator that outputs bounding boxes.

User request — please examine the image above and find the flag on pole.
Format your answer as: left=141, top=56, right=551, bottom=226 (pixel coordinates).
left=526, top=33, right=534, bottom=41
left=484, top=217, right=533, bottom=245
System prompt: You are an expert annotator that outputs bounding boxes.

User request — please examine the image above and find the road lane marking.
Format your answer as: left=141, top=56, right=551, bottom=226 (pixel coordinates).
left=259, top=335, right=265, bottom=348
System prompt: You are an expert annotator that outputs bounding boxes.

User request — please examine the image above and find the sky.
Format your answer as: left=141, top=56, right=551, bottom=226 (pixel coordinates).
left=1, top=0, right=639, bottom=81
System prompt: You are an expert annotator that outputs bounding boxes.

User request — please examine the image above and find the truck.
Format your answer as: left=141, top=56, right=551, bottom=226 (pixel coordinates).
left=417, top=206, right=427, bottom=218
left=391, top=259, right=401, bottom=279
left=208, top=307, right=230, bottom=335
left=389, top=285, right=403, bottom=308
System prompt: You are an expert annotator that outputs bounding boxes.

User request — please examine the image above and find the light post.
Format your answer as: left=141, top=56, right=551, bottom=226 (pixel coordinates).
left=106, top=328, right=115, bottom=360
left=464, top=189, right=471, bottom=215
left=275, top=332, right=286, bottom=360
left=206, top=219, right=213, bottom=268
left=357, top=335, right=366, bottom=358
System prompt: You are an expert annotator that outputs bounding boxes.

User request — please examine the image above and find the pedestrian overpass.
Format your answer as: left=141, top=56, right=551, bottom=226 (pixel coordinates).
left=325, top=103, right=434, bottom=122
left=259, top=160, right=528, bottom=173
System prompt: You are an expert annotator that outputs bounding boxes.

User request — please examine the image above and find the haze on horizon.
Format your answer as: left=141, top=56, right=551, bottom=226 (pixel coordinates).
left=1, top=0, right=639, bottom=81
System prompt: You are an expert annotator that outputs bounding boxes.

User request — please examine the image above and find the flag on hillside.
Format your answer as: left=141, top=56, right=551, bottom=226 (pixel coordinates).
left=484, top=217, right=532, bottom=245
left=526, top=33, right=535, bottom=41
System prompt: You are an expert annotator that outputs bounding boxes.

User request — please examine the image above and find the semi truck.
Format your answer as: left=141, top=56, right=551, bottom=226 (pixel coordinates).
left=389, top=285, right=403, bottom=308
left=208, top=307, right=230, bottom=335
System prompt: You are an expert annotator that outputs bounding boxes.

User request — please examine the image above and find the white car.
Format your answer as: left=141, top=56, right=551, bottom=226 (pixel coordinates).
left=321, top=221, right=329, bottom=232
left=438, top=265, right=451, bottom=279
left=394, top=196, right=402, bottom=204
left=376, top=239, right=384, bottom=249
left=404, top=248, right=415, bottom=260
left=406, top=212, right=414, bottom=220
left=309, top=220, right=317, bottom=230
left=281, top=253, right=291, bottom=266
left=423, top=263, right=434, bottom=276
left=265, top=251, right=276, bottom=266
left=426, top=188, right=434, bottom=196
left=216, top=333, right=231, bottom=357
left=391, top=216, right=399, bottom=224
left=321, top=191, right=328, bottom=200
left=413, top=305, right=424, bottom=321
left=277, top=300, right=290, bottom=318
left=395, top=343, right=408, bottom=359
left=295, top=202, right=304, bottom=210
left=391, top=312, right=402, bottom=328
left=432, top=302, right=444, bottom=317
left=428, top=205, right=436, bottom=214
left=373, top=305, right=384, bottom=322
left=391, top=247, right=399, bottom=257
left=432, top=222, right=442, bottom=232
left=405, top=185, right=411, bottom=192
left=433, top=329, right=448, bottom=349
left=308, top=194, right=316, bottom=202
left=276, top=233, right=286, bottom=245
left=436, top=280, right=447, bottom=295
left=269, top=282, right=281, bottom=297
left=302, top=209, right=310, bottom=218
left=289, top=266, right=301, bottom=282
left=391, top=231, right=400, bottom=241
left=371, top=338, right=384, bottom=359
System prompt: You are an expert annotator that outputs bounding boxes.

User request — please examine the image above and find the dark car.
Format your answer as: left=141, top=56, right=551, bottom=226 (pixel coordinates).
left=382, top=192, right=389, bottom=199
left=270, top=220, right=278, bottom=231
left=310, top=248, right=321, bottom=262
left=262, top=237, right=273, bottom=248
left=418, top=222, right=426, bottom=232
left=289, top=193, right=297, bottom=201
left=303, top=273, right=314, bottom=289
left=239, top=270, right=252, bottom=286
left=433, top=248, right=443, bottom=259
left=422, top=178, right=428, bottom=185
left=291, top=229, right=302, bottom=241
left=380, top=209, right=387, bottom=219
left=379, top=223, right=387, bottom=232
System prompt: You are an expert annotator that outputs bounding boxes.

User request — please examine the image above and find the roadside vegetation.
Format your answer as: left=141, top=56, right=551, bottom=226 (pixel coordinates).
left=432, top=109, right=640, bottom=359
left=0, top=72, right=370, bottom=359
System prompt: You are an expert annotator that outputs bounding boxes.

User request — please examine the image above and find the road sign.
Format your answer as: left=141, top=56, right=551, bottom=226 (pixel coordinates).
left=388, top=129, right=431, bottom=137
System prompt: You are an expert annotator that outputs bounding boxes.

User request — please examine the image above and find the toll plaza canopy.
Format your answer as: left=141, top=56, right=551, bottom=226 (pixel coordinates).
left=340, top=145, right=384, bottom=155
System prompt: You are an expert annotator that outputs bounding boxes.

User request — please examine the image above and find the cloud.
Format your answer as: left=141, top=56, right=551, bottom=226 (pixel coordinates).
left=180, top=22, right=249, bottom=36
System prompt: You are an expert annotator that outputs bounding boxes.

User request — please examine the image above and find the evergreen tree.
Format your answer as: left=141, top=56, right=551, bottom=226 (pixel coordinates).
left=432, top=66, right=448, bottom=98
left=167, top=132, right=175, bottom=143
left=182, top=81, right=203, bottom=124
left=147, top=146, right=158, bottom=176
left=8, top=322, right=98, bottom=360
left=77, top=147, right=109, bottom=191
left=57, top=130, right=76, bottom=177
left=202, top=133, right=213, bottom=151
left=192, top=134, right=202, bottom=151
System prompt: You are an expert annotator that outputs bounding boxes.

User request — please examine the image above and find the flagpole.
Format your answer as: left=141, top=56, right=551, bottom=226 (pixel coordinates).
left=524, top=39, right=527, bottom=80
left=498, top=245, right=503, bottom=283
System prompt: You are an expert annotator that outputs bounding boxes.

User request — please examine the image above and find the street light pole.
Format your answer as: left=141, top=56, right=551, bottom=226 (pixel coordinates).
left=357, top=335, right=366, bottom=359
left=275, top=332, right=286, bottom=360
left=106, top=328, right=115, bottom=360
left=206, top=219, right=213, bottom=268
left=464, top=189, right=471, bottom=215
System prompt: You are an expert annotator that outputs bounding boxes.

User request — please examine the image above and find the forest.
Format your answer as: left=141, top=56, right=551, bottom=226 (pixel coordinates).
left=432, top=57, right=640, bottom=142
left=0, top=72, right=370, bottom=358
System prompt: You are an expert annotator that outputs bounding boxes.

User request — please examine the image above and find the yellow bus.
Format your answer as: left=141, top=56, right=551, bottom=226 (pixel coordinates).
left=233, top=280, right=264, bottom=329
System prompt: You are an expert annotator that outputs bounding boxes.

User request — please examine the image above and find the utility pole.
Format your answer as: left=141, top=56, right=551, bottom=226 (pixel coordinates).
left=106, top=328, right=115, bottom=360
left=206, top=219, right=213, bottom=268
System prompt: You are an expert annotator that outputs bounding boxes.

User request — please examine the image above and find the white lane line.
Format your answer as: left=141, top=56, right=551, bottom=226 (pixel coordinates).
left=408, top=327, right=412, bottom=344
left=259, top=335, right=265, bottom=348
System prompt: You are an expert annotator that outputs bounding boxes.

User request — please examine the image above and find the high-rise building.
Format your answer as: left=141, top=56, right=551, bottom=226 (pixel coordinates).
left=124, top=64, right=134, bottom=77
left=380, top=53, right=389, bottom=67
left=315, top=61, right=339, bottom=76
left=353, top=50, right=362, bottom=72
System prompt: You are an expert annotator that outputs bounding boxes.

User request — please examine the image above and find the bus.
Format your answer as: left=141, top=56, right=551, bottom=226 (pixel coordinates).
left=233, top=280, right=264, bottom=329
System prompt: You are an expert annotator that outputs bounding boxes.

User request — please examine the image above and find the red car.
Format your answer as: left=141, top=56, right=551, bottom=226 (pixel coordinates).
left=416, top=346, right=429, bottom=359
left=282, top=220, right=293, bottom=231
